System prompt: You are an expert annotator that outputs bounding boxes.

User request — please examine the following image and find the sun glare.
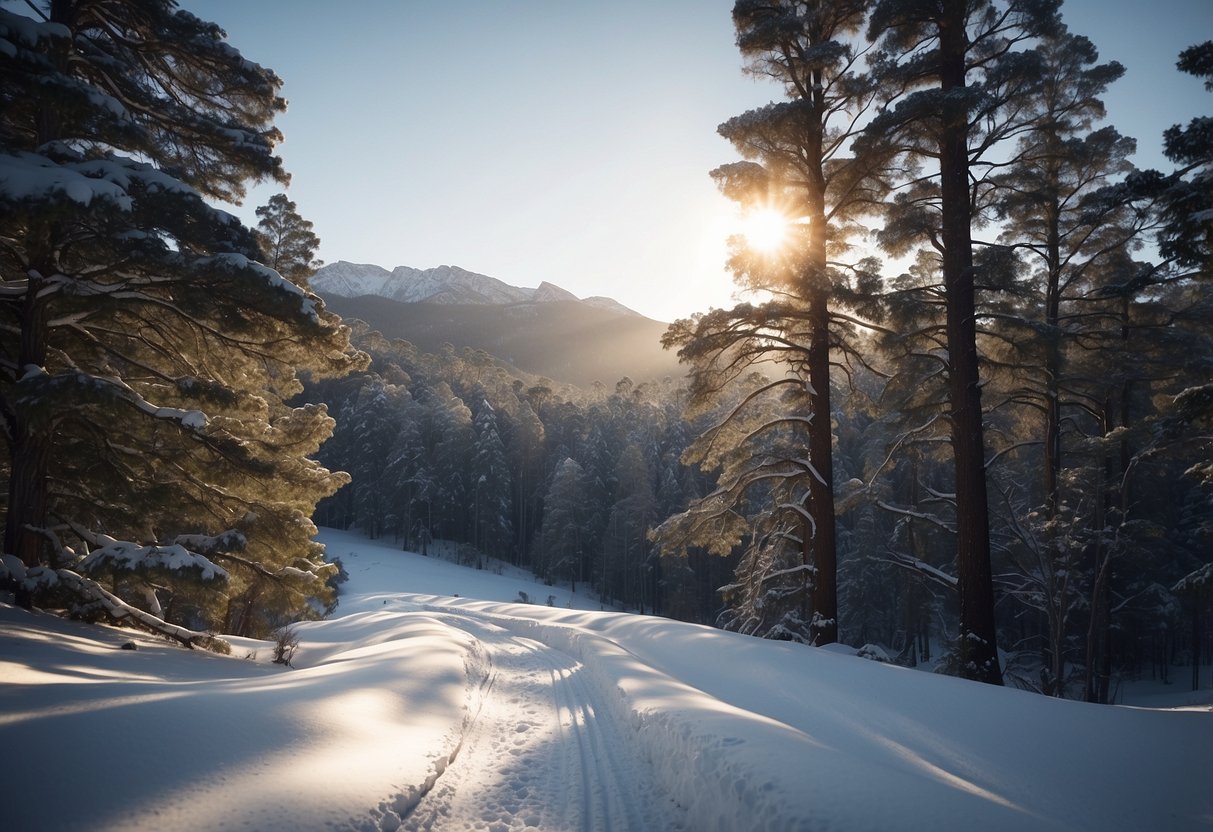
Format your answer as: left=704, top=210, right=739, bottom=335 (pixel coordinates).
left=740, top=208, right=789, bottom=254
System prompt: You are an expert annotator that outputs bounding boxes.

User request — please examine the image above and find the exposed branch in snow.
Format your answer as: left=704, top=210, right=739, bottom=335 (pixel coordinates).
left=54, top=568, right=230, bottom=651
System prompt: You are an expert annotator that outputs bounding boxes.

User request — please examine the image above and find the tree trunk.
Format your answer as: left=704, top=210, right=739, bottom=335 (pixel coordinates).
left=1041, top=242, right=1068, bottom=695
left=3, top=2, right=71, bottom=569
left=938, top=0, right=1001, bottom=685
left=807, top=280, right=837, bottom=645
left=4, top=270, right=52, bottom=572
left=1192, top=600, right=1201, bottom=692
left=1043, top=208, right=1063, bottom=519
left=804, top=73, right=838, bottom=647
left=903, top=466, right=921, bottom=667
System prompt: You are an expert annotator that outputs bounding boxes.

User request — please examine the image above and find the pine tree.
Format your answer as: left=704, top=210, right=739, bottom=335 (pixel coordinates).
left=979, top=26, right=1139, bottom=696
left=1108, top=40, right=1213, bottom=699
left=427, top=382, right=475, bottom=543
left=602, top=443, right=657, bottom=612
left=662, top=0, right=888, bottom=645
left=255, top=193, right=323, bottom=287
left=471, top=396, right=513, bottom=561
left=335, top=379, right=410, bottom=540
left=507, top=394, right=546, bottom=565
left=1154, top=41, right=1213, bottom=274
left=861, top=0, right=1062, bottom=683
left=0, top=2, right=365, bottom=643
left=535, top=457, right=590, bottom=590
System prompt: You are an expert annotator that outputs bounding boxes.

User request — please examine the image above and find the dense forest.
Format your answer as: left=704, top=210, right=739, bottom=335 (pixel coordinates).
left=1, top=0, right=1209, bottom=702
left=304, top=1, right=1213, bottom=700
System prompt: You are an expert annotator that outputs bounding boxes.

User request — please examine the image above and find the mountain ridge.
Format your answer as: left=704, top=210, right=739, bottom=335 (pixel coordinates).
left=320, top=293, right=682, bottom=388
left=311, top=260, right=643, bottom=317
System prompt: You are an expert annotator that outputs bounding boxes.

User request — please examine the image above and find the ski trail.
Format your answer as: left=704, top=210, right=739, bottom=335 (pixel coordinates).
left=401, top=612, right=684, bottom=832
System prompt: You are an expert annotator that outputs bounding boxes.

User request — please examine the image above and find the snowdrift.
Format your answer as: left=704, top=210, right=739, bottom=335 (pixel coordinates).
left=0, top=529, right=1209, bottom=831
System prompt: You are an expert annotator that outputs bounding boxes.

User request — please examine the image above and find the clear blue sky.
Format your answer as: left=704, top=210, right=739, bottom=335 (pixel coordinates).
left=195, top=0, right=1210, bottom=322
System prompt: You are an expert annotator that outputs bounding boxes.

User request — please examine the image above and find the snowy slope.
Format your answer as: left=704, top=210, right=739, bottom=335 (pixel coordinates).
left=311, top=261, right=529, bottom=305
left=1, top=529, right=1211, bottom=831
left=581, top=295, right=639, bottom=316
left=306, top=259, right=394, bottom=296
left=530, top=280, right=580, bottom=304
left=311, top=260, right=641, bottom=316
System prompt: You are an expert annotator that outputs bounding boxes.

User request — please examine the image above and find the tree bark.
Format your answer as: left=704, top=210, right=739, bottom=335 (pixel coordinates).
left=807, top=278, right=837, bottom=645
left=1192, top=600, right=1201, bottom=692
left=803, top=64, right=838, bottom=647
left=938, top=0, right=1002, bottom=684
left=4, top=265, right=52, bottom=571
left=3, top=0, right=74, bottom=570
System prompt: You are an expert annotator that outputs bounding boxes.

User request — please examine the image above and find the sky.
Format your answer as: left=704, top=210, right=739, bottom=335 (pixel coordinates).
left=195, top=0, right=1211, bottom=322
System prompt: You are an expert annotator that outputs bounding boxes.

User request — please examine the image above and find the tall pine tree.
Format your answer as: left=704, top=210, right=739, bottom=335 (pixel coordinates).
left=861, top=0, right=1061, bottom=683
left=0, top=2, right=365, bottom=642
left=662, top=0, right=888, bottom=645
left=983, top=26, right=1136, bottom=695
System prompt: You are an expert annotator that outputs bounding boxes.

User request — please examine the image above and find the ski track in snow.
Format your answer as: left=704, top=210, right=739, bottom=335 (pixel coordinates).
left=388, top=611, right=685, bottom=832
left=9, top=530, right=1210, bottom=832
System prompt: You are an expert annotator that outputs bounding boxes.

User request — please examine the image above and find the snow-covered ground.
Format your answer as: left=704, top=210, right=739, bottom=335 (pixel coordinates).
left=2, top=529, right=1211, bottom=831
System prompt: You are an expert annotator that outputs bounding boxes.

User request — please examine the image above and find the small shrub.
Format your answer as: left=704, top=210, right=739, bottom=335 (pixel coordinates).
left=271, top=624, right=301, bottom=667
left=326, top=556, right=349, bottom=592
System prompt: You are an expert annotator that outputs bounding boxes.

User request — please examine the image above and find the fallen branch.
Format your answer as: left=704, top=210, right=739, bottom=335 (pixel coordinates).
left=53, top=567, right=231, bottom=652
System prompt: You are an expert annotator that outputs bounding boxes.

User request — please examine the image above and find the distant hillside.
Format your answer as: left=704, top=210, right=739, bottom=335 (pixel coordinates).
left=322, top=294, right=683, bottom=388
left=312, top=261, right=641, bottom=317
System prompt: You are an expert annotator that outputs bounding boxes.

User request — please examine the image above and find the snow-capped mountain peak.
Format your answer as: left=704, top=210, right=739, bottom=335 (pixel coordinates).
left=310, top=261, right=639, bottom=316
left=531, top=281, right=580, bottom=304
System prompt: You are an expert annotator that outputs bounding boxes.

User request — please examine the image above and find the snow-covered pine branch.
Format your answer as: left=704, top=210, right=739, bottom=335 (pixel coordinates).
left=879, top=550, right=960, bottom=592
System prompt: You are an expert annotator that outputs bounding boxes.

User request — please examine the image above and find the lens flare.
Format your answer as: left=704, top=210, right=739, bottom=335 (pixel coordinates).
left=741, top=208, right=788, bottom=254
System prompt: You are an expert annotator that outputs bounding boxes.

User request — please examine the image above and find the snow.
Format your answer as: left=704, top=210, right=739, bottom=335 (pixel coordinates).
left=310, top=261, right=531, bottom=306
left=151, top=405, right=208, bottom=429
left=79, top=536, right=229, bottom=582
left=0, top=151, right=133, bottom=209
left=1, top=527, right=1210, bottom=831
left=0, top=150, right=225, bottom=214
left=0, top=9, right=69, bottom=50
left=311, top=260, right=643, bottom=316
left=580, top=295, right=642, bottom=317
left=530, top=280, right=580, bottom=304
left=195, top=252, right=321, bottom=323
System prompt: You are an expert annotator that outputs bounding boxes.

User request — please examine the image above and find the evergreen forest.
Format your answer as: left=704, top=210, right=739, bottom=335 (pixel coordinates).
left=1, top=0, right=1209, bottom=704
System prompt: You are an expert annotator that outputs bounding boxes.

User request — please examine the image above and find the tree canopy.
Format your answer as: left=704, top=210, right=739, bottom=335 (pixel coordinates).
left=0, top=1, right=366, bottom=642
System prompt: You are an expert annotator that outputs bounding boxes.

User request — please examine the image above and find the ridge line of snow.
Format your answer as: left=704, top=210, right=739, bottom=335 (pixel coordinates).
left=376, top=634, right=496, bottom=827
left=311, top=260, right=642, bottom=316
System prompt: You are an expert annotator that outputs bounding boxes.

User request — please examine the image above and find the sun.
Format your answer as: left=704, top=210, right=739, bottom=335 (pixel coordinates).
left=740, top=207, right=789, bottom=254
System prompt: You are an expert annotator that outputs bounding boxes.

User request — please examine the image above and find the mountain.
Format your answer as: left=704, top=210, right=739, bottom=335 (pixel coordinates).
left=321, top=293, right=682, bottom=388
left=311, top=261, right=641, bottom=315
left=581, top=295, right=639, bottom=316
left=531, top=281, right=579, bottom=304
left=311, top=261, right=679, bottom=386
